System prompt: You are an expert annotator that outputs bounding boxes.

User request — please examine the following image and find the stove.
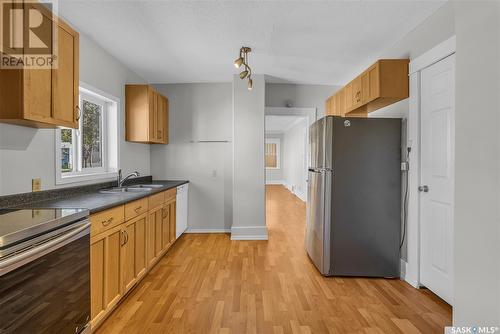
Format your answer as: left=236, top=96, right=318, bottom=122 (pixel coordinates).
left=0, top=208, right=91, bottom=334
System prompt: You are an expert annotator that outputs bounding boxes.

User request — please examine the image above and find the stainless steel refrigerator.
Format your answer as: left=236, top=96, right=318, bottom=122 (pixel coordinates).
left=305, top=116, right=401, bottom=277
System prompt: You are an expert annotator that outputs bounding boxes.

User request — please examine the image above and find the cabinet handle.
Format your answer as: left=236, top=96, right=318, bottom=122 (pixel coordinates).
left=162, top=208, right=168, bottom=219
left=120, top=231, right=126, bottom=246
left=101, top=217, right=114, bottom=226
left=75, top=106, right=81, bottom=121
left=124, top=231, right=129, bottom=244
left=134, top=206, right=142, bottom=213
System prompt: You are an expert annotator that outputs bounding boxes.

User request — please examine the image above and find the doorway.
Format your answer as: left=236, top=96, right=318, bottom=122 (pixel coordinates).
left=264, top=107, right=316, bottom=236
left=405, top=36, right=456, bottom=307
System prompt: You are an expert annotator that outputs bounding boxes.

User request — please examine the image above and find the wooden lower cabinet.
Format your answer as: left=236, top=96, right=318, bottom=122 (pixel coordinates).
left=169, top=201, right=176, bottom=245
left=147, top=205, right=163, bottom=268
left=90, top=224, right=123, bottom=328
left=91, top=189, right=178, bottom=330
left=162, top=204, right=171, bottom=249
left=121, top=213, right=148, bottom=293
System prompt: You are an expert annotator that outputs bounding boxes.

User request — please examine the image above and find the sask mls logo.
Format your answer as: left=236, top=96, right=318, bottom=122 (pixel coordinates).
left=0, top=0, right=58, bottom=69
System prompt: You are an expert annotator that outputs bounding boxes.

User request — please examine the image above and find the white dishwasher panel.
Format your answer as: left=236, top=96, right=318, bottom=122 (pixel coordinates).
left=176, top=183, right=188, bottom=238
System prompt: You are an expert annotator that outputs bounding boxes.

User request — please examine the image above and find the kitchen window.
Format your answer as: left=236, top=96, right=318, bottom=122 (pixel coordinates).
left=265, top=138, right=281, bottom=169
left=56, top=84, right=119, bottom=184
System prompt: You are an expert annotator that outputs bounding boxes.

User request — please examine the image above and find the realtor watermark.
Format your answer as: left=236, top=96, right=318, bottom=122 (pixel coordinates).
left=0, top=0, right=58, bottom=69
left=445, top=326, right=500, bottom=334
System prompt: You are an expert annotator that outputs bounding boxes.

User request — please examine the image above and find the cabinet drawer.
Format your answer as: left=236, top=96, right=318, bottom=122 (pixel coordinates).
left=149, top=192, right=164, bottom=209
left=90, top=206, right=125, bottom=236
left=125, top=198, right=148, bottom=221
left=163, top=188, right=176, bottom=202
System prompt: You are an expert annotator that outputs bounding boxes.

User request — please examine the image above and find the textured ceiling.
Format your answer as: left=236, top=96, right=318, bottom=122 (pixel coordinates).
left=59, top=0, right=445, bottom=85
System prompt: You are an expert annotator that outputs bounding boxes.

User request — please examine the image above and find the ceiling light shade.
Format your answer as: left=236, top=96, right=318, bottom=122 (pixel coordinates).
left=239, top=70, right=249, bottom=79
left=234, top=57, right=244, bottom=68
left=234, top=46, right=253, bottom=90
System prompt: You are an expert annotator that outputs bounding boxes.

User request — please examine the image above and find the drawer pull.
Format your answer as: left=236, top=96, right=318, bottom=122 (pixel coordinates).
left=134, top=206, right=142, bottom=213
left=101, top=217, right=114, bottom=226
left=162, top=208, right=168, bottom=219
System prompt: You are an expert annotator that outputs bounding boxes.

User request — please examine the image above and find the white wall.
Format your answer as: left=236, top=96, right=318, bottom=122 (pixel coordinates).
left=265, top=83, right=338, bottom=118
left=232, top=74, right=267, bottom=240
left=453, top=1, right=500, bottom=326
left=265, top=133, right=284, bottom=184
left=282, top=118, right=308, bottom=202
left=0, top=33, right=149, bottom=195
left=150, top=83, right=233, bottom=232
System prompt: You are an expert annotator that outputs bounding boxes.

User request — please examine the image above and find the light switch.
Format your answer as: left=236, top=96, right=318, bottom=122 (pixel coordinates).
left=32, top=178, right=41, bottom=192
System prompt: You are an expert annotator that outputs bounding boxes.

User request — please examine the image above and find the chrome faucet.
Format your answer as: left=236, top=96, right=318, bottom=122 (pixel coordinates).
left=117, top=169, right=140, bottom=187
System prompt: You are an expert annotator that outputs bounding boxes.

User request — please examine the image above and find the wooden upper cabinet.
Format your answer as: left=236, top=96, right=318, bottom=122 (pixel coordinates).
left=325, top=59, right=408, bottom=118
left=0, top=3, right=79, bottom=128
left=52, top=21, right=79, bottom=128
left=126, top=84, right=169, bottom=144
left=335, top=88, right=346, bottom=117
left=351, top=76, right=362, bottom=109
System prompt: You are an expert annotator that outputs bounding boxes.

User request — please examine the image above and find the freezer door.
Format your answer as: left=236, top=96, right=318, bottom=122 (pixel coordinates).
left=309, top=117, right=334, bottom=169
left=305, top=169, right=332, bottom=275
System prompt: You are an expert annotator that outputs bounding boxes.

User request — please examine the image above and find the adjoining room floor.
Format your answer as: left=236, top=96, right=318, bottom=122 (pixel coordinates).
left=97, top=185, right=452, bottom=333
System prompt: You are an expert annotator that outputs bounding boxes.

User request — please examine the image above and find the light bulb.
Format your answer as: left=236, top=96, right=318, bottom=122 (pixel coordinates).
left=239, top=70, right=249, bottom=79
left=234, top=57, right=244, bottom=68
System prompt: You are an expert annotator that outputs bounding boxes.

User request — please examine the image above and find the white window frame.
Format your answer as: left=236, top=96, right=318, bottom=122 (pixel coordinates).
left=265, top=138, right=281, bottom=170
left=55, top=83, right=120, bottom=185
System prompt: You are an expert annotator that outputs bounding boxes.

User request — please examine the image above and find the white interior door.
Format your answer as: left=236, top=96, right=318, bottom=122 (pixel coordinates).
left=420, top=54, right=455, bottom=305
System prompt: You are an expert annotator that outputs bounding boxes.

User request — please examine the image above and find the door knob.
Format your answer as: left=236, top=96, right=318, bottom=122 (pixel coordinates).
left=418, top=185, right=429, bottom=192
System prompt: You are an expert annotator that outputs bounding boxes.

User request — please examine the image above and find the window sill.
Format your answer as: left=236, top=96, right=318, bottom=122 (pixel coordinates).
left=56, top=171, right=118, bottom=185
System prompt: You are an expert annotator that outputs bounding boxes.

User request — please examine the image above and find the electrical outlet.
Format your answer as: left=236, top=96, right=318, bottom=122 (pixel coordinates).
left=32, top=178, right=41, bottom=192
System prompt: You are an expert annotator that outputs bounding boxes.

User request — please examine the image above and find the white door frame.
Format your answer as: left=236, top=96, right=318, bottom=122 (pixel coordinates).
left=265, top=107, right=317, bottom=202
left=403, top=36, right=456, bottom=288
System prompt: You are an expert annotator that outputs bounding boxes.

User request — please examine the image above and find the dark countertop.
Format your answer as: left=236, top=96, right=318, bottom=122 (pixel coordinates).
left=15, top=180, right=188, bottom=214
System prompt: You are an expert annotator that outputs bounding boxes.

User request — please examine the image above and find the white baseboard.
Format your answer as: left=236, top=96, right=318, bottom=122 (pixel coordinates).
left=400, top=258, right=419, bottom=287
left=184, top=228, right=231, bottom=234
left=230, top=225, right=268, bottom=240
left=266, top=180, right=285, bottom=185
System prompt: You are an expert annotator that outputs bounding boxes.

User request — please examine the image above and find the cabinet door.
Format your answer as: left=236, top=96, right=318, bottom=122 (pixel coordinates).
left=345, top=82, right=353, bottom=112
left=162, top=204, right=170, bottom=250
left=23, top=69, right=52, bottom=123
left=90, top=235, right=105, bottom=324
left=134, top=215, right=147, bottom=281
left=52, top=22, right=79, bottom=128
left=121, top=222, right=135, bottom=292
left=146, top=206, right=162, bottom=267
left=169, top=201, right=176, bottom=244
left=90, top=225, right=122, bottom=327
left=148, top=88, right=158, bottom=143
left=155, top=209, right=163, bottom=257
left=352, top=76, right=362, bottom=109
left=361, top=71, right=370, bottom=104
left=146, top=209, right=157, bottom=267
left=367, top=63, right=380, bottom=102
left=164, top=97, right=169, bottom=144
left=156, top=93, right=164, bottom=142
left=21, top=3, right=53, bottom=124
left=122, top=214, right=148, bottom=293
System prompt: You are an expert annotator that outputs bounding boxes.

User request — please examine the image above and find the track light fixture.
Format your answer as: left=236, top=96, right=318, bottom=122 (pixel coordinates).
left=234, top=46, right=253, bottom=90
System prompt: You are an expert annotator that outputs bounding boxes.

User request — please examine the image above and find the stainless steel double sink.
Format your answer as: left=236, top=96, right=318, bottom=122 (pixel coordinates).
left=99, top=184, right=164, bottom=194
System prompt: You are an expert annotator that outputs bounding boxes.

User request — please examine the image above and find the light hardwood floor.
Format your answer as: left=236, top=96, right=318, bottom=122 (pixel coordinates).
left=96, top=185, right=452, bottom=333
